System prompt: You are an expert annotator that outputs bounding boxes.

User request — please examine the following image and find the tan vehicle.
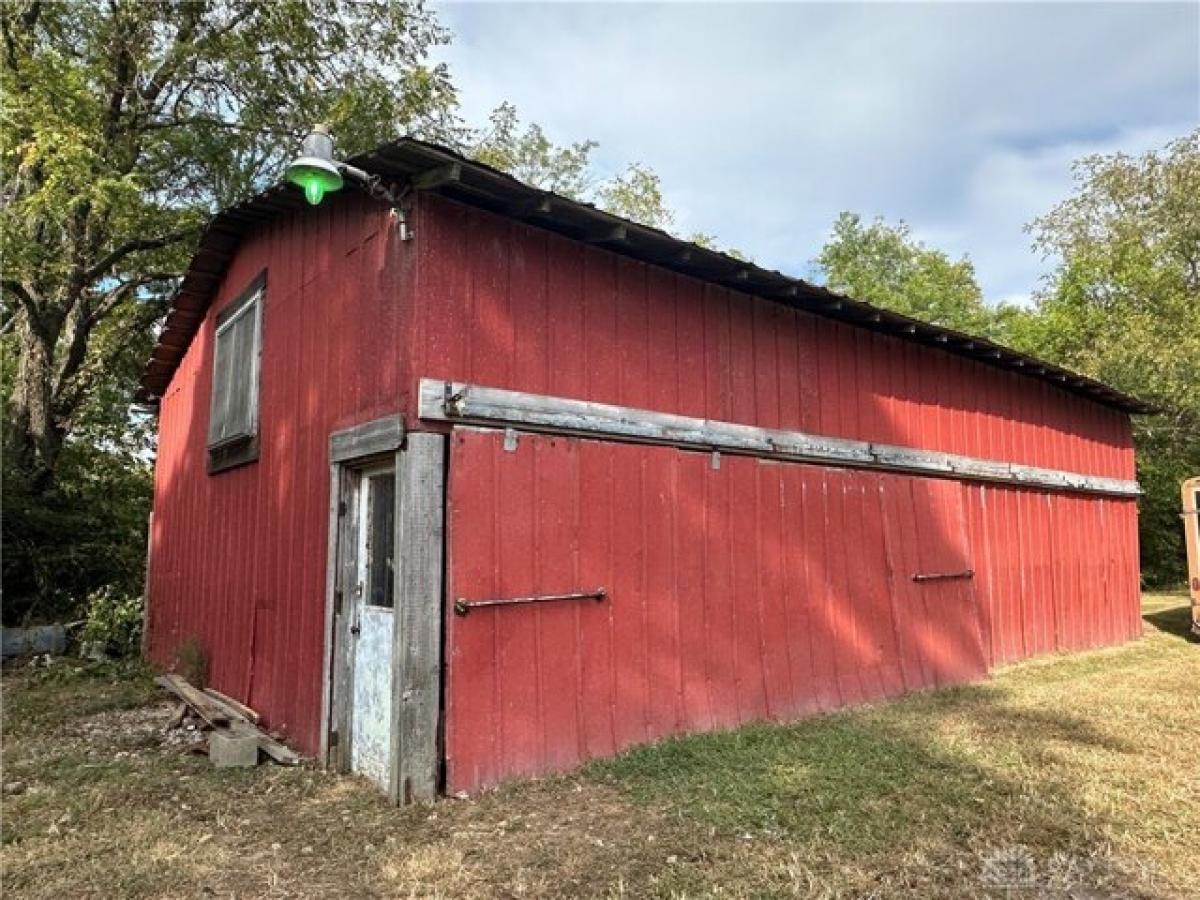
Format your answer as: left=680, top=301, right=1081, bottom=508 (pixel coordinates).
left=1184, top=476, right=1200, bottom=636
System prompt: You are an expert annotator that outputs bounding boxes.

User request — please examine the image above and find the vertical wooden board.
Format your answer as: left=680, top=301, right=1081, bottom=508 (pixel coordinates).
left=859, top=473, right=904, bottom=697
left=906, top=342, right=928, bottom=447
left=533, top=436, right=584, bottom=772
left=506, top=230, right=548, bottom=394
left=646, top=267, right=679, bottom=413
left=879, top=474, right=926, bottom=691
left=1050, top=494, right=1072, bottom=650
left=823, top=470, right=865, bottom=706
left=728, top=455, right=769, bottom=722
left=547, top=240, right=586, bottom=399
left=469, top=213, right=514, bottom=389
left=836, top=324, right=861, bottom=439
left=392, top=433, right=445, bottom=803
left=424, top=202, right=469, bottom=382
left=925, top=479, right=984, bottom=685
left=582, top=247, right=619, bottom=406
left=779, top=465, right=819, bottom=716
left=969, top=486, right=998, bottom=667
left=841, top=474, right=884, bottom=700
left=804, top=468, right=843, bottom=708
left=774, top=307, right=801, bottom=432
left=494, top=433, right=541, bottom=778
left=727, top=294, right=757, bottom=427
left=755, top=462, right=793, bottom=717
left=674, top=451, right=712, bottom=731
left=796, top=311, right=820, bottom=433
left=853, top=332, right=876, bottom=442
left=577, top=441, right=617, bottom=759
left=674, top=277, right=707, bottom=420
left=1001, top=487, right=1024, bottom=663
left=1125, top=501, right=1143, bottom=640
left=703, top=450, right=739, bottom=728
left=815, top=319, right=840, bottom=437
left=445, top=430, right=500, bottom=793
left=952, top=356, right=970, bottom=456
left=1018, top=490, right=1039, bottom=656
left=907, top=477, right=945, bottom=687
left=702, top=284, right=732, bottom=422
left=752, top=299, right=781, bottom=430
left=615, top=256, right=651, bottom=409
left=609, top=445, right=650, bottom=748
left=643, top=447, right=681, bottom=739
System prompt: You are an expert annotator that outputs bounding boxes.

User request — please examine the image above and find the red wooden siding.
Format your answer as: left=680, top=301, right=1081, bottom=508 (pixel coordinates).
left=444, top=428, right=1141, bottom=794
left=146, top=194, right=407, bottom=756
left=964, top=484, right=1142, bottom=668
left=444, top=428, right=1135, bottom=795
left=407, top=195, right=1135, bottom=482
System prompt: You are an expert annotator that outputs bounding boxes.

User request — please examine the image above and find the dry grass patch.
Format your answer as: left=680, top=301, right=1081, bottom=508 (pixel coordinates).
left=2, top=593, right=1196, bottom=898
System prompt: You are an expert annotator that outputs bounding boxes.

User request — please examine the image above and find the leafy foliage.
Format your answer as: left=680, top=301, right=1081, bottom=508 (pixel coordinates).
left=80, top=586, right=145, bottom=658
left=1020, top=131, right=1200, bottom=586
left=2, top=435, right=151, bottom=625
left=815, top=133, right=1199, bottom=586
left=815, top=212, right=994, bottom=333
left=471, top=102, right=683, bottom=234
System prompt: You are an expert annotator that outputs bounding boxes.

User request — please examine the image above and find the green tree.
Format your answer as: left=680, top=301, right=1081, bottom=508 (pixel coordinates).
left=1, top=0, right=456, bottom=622
left=1022, top=131, right=1200, bottom=586
left=2, top=0, right=456, bottom=485
left=815, top=212, right=993, bottom=333
left=470, top=103, right=716, bottom=240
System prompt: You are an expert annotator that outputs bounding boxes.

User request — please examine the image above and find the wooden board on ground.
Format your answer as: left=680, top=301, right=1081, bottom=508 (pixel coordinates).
left=156, top=674, right=302, bottom=766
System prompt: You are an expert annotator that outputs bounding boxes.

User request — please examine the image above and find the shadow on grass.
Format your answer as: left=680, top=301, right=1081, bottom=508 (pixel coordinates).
left=1143, top=601, right=1198, bottom=643
left=590, top=682, right=1160, bottom=895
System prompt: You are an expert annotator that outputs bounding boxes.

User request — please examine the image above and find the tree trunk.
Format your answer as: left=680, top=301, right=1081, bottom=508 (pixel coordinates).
left=7, top=315, right=64, bottom=486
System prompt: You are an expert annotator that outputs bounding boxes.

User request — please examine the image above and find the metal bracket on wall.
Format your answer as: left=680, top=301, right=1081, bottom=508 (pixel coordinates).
left=912, top=570, right=975, bottom=583
left=454, top=588, right=608, bottom=616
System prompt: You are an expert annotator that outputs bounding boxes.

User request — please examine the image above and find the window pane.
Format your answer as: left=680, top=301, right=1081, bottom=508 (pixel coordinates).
left=367, top=473, right=395, bottom=608
left=208, top=290, right=260, bottom=448
left=208, top=325, right=235, bottom=444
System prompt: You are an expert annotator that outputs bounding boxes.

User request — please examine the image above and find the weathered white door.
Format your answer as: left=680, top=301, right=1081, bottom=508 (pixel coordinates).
left=349, top=466, right=396, bottom=789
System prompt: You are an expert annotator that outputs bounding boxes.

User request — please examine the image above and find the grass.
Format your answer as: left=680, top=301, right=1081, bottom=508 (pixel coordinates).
left=2, top=593, right=1196, bottom=898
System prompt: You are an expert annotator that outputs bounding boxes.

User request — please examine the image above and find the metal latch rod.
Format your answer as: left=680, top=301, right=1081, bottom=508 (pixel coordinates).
left=912, top=569, right=975, bottom=583
left=454, top=588, right=608, bottom=616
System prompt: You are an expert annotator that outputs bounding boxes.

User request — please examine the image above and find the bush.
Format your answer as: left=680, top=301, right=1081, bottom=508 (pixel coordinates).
left=79, top=587, right=144, bottom=659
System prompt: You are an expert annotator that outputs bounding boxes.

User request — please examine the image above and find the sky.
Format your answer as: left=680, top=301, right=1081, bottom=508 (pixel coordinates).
left=432, top=1, right=1199, bottom=306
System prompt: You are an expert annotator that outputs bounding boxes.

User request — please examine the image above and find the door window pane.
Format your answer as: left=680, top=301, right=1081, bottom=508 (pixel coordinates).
left=366, top=472, right=395, bottom=608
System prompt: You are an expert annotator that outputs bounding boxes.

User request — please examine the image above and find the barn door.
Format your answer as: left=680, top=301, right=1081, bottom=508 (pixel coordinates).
left=349, top=465, right=397, bottom=787
left=326, top=425, right=445, bottom=804
left=331, top=463, right=396, bottom=791
left=881, top=476, right=987, bottom=689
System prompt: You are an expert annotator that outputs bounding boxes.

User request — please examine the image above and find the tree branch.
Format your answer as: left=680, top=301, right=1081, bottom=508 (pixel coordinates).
left=83, top=228, right=197, bottom=284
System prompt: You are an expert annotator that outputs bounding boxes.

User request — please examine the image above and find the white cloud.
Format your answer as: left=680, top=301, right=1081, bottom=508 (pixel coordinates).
left=433, top=1, right=1199, bottom=302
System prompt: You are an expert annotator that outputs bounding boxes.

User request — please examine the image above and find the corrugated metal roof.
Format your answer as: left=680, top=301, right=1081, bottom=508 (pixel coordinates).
left=137, top=137, right=1153, bottom=414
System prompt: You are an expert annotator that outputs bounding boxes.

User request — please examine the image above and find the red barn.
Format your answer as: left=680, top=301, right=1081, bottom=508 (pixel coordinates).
left=140, top=138, right=1148, bottom=802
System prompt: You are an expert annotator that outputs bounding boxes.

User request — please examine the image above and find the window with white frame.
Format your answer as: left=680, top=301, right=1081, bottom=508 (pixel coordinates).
left=207, top=273, right=265, bottom=471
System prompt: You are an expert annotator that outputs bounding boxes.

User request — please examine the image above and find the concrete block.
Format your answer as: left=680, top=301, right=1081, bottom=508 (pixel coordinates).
left=209, top=730, right=259, bottom=768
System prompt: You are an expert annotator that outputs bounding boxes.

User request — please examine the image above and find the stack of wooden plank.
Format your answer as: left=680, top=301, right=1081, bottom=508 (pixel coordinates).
left=155, top=673, right=301, bottom=766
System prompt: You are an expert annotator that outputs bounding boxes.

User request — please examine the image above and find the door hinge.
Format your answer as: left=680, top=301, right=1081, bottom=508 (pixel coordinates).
left=337, top=499, right=348, bottom=517
left=334, top=588, right=343, bottom=616
left=329, top=730, right=339, bottom=748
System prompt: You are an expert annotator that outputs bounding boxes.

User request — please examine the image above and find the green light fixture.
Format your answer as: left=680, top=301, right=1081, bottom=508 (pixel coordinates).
left=285, top=125, right=344, bottom=205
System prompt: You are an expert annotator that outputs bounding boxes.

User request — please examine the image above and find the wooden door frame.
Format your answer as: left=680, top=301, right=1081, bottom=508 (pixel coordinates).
left=320, top=416, right=447, bottom=804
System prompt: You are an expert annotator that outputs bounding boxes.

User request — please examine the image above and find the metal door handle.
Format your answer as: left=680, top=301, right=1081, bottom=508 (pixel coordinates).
left=350, top=623, right=361, bottom=636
